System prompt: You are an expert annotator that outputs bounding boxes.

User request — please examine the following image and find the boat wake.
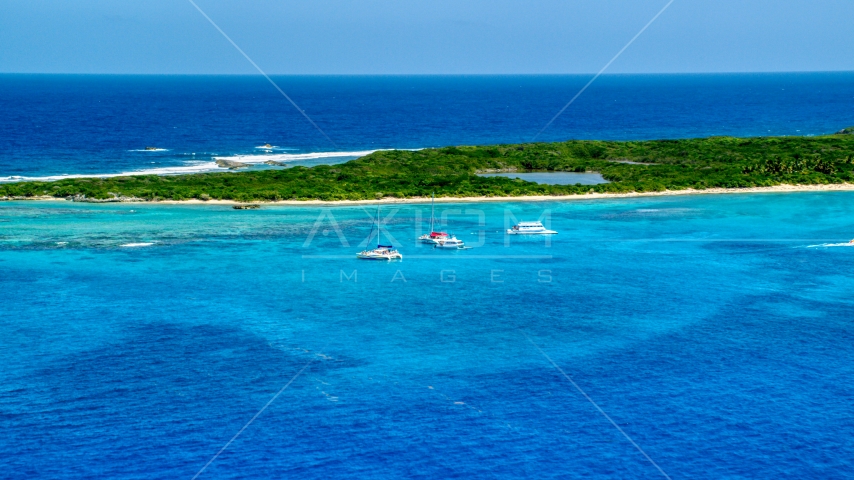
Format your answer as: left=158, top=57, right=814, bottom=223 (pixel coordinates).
left=806, top=242, right=854, bottom=248
left=254, top=145, right=297, bottom=150
left=119, top=242, right=155, bottom=248
left=214, top=150, right=379, bottom=163
left=128, top=148, right=169, bottom=152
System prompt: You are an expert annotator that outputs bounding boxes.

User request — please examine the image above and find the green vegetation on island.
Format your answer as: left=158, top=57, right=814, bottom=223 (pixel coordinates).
left=3, top=133, right=854, bottom=202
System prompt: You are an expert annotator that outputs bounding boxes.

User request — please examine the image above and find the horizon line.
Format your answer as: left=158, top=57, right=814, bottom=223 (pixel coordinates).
left=2, top=69, right=854, bottom=77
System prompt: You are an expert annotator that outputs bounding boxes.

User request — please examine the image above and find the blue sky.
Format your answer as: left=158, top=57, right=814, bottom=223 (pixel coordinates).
left=1, top=0, right=853, bottom=74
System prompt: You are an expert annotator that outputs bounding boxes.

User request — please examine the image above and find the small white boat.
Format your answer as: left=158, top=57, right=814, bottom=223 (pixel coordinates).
left=256, top=144, right=275, bottom=150
left=357, top=246, right=403, bottom=260
left=358, top=204, right=402, bottom=260
left=506, top=221, right=557, bottom=235
left=435, top=236, right=465, bottom=249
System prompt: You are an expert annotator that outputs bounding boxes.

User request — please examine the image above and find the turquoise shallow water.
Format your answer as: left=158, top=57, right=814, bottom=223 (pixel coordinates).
left=1, top=193, right=854, bottom=478
left=478, top=172, right=609, bottom=185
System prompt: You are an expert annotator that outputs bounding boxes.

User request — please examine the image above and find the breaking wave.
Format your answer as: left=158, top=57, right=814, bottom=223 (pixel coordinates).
left=0, top=150, right=382, bottom=183
left=213, top=150, right=379, bottom=163
left=0, top=162, right=219, bottom=183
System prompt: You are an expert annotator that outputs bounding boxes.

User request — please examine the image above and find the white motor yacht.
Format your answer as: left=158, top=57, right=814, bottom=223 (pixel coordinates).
left=434, top=236, right=465, bottom=249
left=506, top=221, right=557, bottom=235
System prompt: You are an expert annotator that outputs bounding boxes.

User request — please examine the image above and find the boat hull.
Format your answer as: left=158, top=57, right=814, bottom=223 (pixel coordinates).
left=418, top=233, right=448, bottom=244
left=506, top=230, right=558, bottom=235
left=356, top=252, right=403, bottom=260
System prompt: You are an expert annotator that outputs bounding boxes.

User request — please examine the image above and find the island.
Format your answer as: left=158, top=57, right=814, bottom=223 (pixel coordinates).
left=2, top=133, right=854, bottom=203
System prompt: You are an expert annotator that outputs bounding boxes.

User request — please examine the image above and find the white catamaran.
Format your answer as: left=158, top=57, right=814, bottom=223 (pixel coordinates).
left=357, top=204, right=403, bottom=260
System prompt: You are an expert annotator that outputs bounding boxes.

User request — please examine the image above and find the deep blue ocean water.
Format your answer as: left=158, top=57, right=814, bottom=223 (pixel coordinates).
left=3, top=74, right=854, bottom=478
left=2, top=73, right=854, bottom=179
left=2, top=193, right=854, bottom=478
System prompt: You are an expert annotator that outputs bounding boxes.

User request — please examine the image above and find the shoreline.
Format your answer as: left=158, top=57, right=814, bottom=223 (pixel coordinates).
left=3, top=183, right=854, bottom=206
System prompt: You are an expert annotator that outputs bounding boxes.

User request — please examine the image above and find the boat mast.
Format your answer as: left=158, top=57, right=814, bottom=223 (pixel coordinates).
left=376, top=203, right=382, bottom=246
left=430, top=192, right=435, bottom=233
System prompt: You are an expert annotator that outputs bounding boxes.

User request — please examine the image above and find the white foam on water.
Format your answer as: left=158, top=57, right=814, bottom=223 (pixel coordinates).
left=214, top=150, right=380, bottom=164
left=119, top=242, right=155, bottom=247
left=128, top=148, right=170, bottom=152
left=0, top=162, right=220, bottom=182
left=806, top=242, right=854, bottom=248
left=0, top=150, right=383, bottom=183
left=254, top=146, right=299, bottom=151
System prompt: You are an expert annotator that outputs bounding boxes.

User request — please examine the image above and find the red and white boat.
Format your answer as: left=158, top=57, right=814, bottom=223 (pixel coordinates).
left=418, top=193, right=450, bottom=244
left=420, top=231, right=449, bottom=244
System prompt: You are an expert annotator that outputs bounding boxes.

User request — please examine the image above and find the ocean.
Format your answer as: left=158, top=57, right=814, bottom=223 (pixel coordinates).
left=2, top=74, right=854, bottom=478
left=2, top=73, right=854, bottom=179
